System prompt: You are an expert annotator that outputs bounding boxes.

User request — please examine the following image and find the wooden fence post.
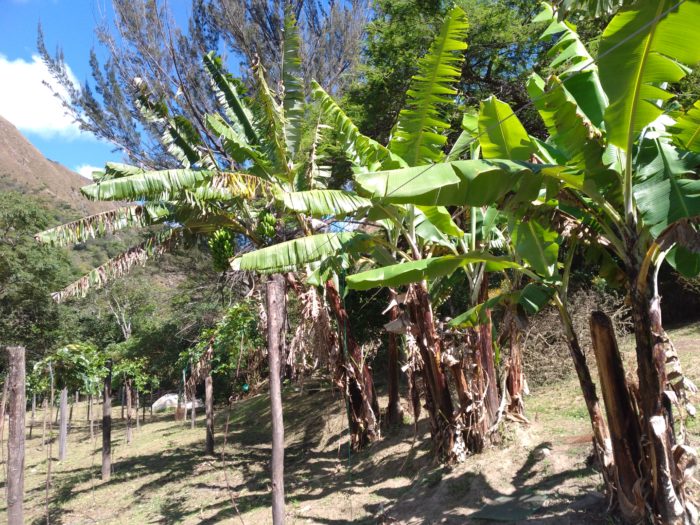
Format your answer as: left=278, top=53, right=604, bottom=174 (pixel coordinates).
left=267, top=274, right=286, bottom=524
left=102, top=360, right=112, bottom=481
left=7, top=346, right=26, bottom=525
left=205, top=374, right=214, bottom=455
left=58, top=387, right=68, bottom=461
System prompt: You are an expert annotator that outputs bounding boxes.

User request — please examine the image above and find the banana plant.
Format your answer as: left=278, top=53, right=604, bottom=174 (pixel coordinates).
left=235, top=6, right=554, bottom=461
left=528, top=5, right=700, bottom=521
left=37, top=13, right=316, bottom=298
left=37, top=13, right=388, bottom=451
left=347, top=1, right=700, bottom=520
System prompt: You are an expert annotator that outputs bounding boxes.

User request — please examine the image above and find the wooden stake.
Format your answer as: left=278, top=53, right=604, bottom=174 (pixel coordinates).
left=205, top=374, right=214, bottom=455
left=58, top=388, right=68, bottom=461
left=102, top=361, right=112, bottom=482
left=7, top=346, right=26, bottom=525
left=267, top=274, right=286, bottom=524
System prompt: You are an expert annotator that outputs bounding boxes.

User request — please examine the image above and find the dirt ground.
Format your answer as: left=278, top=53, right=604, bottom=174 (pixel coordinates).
left=2, top=323, right=699, bottom=524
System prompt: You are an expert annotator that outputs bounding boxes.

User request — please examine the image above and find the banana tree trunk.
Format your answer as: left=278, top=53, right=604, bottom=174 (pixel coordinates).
left=466, top=327, right=488, bottom=453
left=125, top=379, right=132, bottom=445
left=406, top=282, right=455, bottom=461
left=386, top=289, right=403, bottom=426
left=68, top=393, right=75, bottom=434
left=28, top=393, right=36, bottom=439
left=325, top=279, right=380, bottom=450
left=589, top=311, right=644, bottom=522
left=477, top=278, right=499, bottom=427
left=407, top=368, right=422, bottom=421
left=555, top=296, right=614, bottom=487
left=505, top=311, right=525, bottom=417
left=135, top=389, right=140, bottom=431
left=41, top=398, right=47, bottom=450
left=629, top=280, right=691, bottom=524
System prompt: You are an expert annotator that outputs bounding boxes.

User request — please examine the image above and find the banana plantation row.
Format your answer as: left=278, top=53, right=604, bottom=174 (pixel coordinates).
left=6, top=1, right=699, bottom=524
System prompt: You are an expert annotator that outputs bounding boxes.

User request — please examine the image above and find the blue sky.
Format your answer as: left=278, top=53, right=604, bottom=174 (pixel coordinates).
left=0, top=0, right=187, bottom=178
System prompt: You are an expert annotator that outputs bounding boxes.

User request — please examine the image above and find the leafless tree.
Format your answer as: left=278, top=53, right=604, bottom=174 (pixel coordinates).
left=38, top=0, right=370, bottom=168
left=206, top=0, right=369, bottom=92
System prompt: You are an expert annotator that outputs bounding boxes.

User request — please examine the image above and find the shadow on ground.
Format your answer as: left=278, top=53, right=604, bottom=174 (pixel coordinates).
left=17, top=387, right=608, bottom=525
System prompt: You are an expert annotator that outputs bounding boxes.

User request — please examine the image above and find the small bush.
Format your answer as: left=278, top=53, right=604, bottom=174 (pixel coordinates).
left=523, top=289, right=630, bottom=388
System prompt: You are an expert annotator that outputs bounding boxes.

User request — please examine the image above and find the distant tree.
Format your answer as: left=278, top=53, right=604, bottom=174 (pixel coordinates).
left=112, top=357, right=154, bottom=443
left=204, top=0, right=369, bottom=92
left=0, top=192, right=76, bottom=354
left=33, top=343, right=107, bottom=461
left=342, top=0, right=446, bottom=142
left=344, top=0, right=552, bottom=143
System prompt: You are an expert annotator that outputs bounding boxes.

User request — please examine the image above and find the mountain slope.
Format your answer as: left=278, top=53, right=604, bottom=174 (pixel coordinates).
left=0, top=114, right=108, bottom=215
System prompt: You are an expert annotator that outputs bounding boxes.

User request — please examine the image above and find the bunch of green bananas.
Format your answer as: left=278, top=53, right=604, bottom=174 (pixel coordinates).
left=209, top=229, right=236, bottom=271
left=256, top=210, right=277, bottom=242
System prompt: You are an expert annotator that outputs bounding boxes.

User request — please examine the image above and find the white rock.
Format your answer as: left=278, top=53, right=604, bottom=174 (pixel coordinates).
left=151, top=393, right=203, bottom=412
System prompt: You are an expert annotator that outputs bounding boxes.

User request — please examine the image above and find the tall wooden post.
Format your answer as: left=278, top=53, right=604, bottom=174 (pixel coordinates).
left=58, top=387, right=68, bottom=461
left=102, top=360, right=112, bottom=481
left=267, top=274, right=286, bottom=524
left=386, top=289, right=403, bottom=426
left=0, top=381, right=8, bottom=465
left=7, top=346, right=26, bottom=525
left=88, top=395, right=94, bottom=442
left=125, top=379, right=133, bottom=444
left=41, top=398, right=47, bottom=450
left=190, top=378, right=196, bottom=430
left=205, top=374, right=214, bottom=455
left=29, top=393, right=36, bottom=439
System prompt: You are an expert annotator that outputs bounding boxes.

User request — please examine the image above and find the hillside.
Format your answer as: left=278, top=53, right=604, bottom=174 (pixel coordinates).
left=0, top=114, right=108, bottom=216
left=6, top=324, right=699, bottom=524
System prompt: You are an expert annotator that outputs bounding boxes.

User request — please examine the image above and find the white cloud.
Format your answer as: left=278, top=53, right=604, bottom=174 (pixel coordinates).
left=0, top=53, right=91, bottom=139
left=75, top=164, right=103, bottom=180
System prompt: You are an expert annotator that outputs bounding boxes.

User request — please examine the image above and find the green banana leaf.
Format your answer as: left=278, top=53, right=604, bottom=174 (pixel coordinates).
left=449, top=283, right=554, bottom=328
left=231, top=232, right=371, bottom=273
left=416, top=205, right=465, bottom=237
left=670, top=100, right=700, bottom=153
left=599, top=0, right=700, bottom=151
left=355, top=160, right=563, bottom=207
left=279, top=190, right=373, bottom=217
left=203, top=52, right=258, bottom=144
left=281, top=13, right=305, bottom=158
left=346, top=252, right=521, bottom=290
left=512, top=219, right=560, bottom=278
left=636, top=177, right=700, bottom=236
left=535, top=2, right=608, bottom=127
left=388, top=6, right=469, bottom=166
left=527, top=74, right=606, bottom=173
left=478, top=96, right=535, bottom=161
